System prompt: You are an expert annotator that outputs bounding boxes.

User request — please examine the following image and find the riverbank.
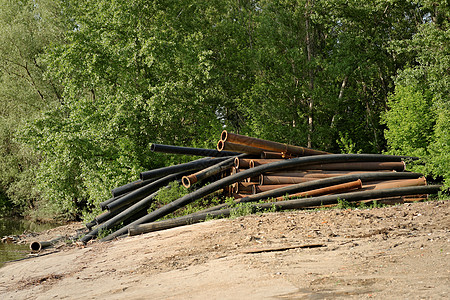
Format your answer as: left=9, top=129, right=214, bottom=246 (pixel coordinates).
left=1, top=200, right=449, bottom=299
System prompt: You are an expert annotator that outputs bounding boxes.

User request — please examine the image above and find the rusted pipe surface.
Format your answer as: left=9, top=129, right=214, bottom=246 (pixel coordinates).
left=260, top=175, right=320, bottom=185
left=235, top=182, right=257, bottom=193
left=362, top=177, right=426, bottom=191
left=182, top=155, right=241, bottom=188
left=249, top=159, right=284, bottom=168
left=221, top=130, right=329, bottom=156
left=266, top=170, right=392, bottom=178
left=261, top=151, right=290, bottom=159
left=283, top=161, right=406, bottom=172
left=234, top=158, right=252, bottom=169
left=217, top=140, right=266, bottom=155
left=274, top=179, right=362, bottom=200
left=253, top=184, right=291, bottom=194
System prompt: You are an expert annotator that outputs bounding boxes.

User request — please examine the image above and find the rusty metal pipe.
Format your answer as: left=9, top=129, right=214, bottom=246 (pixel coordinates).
left=195, top=171, right=424, bottom=214
left=234, top=158, right=252, bottom=169
left=253, top=184, right=291, bottom=194
left=260, top=175, right=320, bottom=185
left=362, top=177, right=427, bottom=191
left=249, top=159, right=284, bottom=168
left=182, top=155, right=244, bottom=188
left=217, top=140, right=266, bottom=155
left=221, top=130, right=329, bottom=156
left=236, top=182, right=257, bottom=193
left=283, top=161, right=406, bottom=172
left=274, top=180, right=362, bottom=200
left=261, top=151, right=288, bottom=159
left=230, top=193, right=250, bottom=199
left=266, top=170, right=393, bottom=178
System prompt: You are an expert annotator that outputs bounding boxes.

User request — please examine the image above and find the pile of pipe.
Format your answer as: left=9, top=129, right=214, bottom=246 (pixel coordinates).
left=80, top=131, right=441, bottom=243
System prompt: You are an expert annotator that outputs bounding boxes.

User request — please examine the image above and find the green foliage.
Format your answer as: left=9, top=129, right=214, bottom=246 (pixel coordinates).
left=151, top=181, right=189, bottom=210
left=383, top=84, right=434, bottom=157
left=336, top=198, right=352, bottom=209
left=0, top=0, right=64, bottom=217
left=228, top=200, right=277, bottom=219
left=0, top=0, right=448, bottom=220
left=384, top=0, right=449, bottom=187
left=337, top=132, right=362, bottom=154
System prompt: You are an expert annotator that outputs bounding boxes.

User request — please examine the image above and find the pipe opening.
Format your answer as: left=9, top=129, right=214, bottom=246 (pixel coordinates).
left=150, top=143, right=156, bottom=151
left=217, top=140, right=225, bottom=151
left=182, top=176, right=191, bottom=188
left=234, top=157, right=240, bottom=168
left=249, top=160, right=255, bottom=168
left=30, top=241, right=42, bottom=252
left=221, top=130, right=228, bottom=142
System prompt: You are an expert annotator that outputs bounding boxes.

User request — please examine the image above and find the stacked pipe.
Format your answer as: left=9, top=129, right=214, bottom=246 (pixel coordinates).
left=79, top=132, right=441, bottom=244
left=80, top=146, right=243, bottom=243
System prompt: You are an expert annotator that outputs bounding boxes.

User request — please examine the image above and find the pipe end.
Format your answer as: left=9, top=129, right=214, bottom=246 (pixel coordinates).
left=182, top=176, right=191, bottom=188
left=234, top=157, right=240, bottom=168
left=30, top=241, right=42, bottom=252
left=217, top=140, right=225, bottom=151
left=221, top=130, right=228, bottom=142
left=249, top=160, right=255, bottom=168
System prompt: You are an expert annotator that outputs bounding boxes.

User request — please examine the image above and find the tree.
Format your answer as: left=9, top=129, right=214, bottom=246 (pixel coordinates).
left=0, top=0, right=64, bottom=217
left=384, top=0, right=449, bottom=185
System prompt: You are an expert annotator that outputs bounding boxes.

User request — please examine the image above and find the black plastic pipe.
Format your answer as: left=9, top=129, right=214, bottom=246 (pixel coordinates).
left=127, top=185, right=441, bottom=236
left=111, top=178, right=157, bottom=198
left=99, top=193, right=127, bottom=211
left=140, top=157, right=231, bottom=181
left=107, top=171, right=188, bottom=212
left=101, top=154, right=416, bottom=241
left=151, top=143, right=241, bottom=157
left=79, top=181, right=178, bottom=244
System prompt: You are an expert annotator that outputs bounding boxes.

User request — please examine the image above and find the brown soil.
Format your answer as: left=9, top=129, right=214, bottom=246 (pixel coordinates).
left=1, top=200, right=449, bottom=299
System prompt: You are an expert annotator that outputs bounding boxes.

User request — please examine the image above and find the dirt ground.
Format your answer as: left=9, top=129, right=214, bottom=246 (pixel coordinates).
left=0, top=200, right=449, bottom=299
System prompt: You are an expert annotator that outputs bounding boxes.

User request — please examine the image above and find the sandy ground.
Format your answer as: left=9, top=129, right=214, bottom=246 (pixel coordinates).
left=0, top=200, right=449, bottom=299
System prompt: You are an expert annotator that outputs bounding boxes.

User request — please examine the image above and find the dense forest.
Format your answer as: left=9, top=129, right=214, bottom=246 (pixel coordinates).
left=0, top=0, right=448, bottom=221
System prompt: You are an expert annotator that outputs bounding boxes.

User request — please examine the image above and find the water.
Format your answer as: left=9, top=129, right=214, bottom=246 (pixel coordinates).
left=0, top=218, right=59, bottom=267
